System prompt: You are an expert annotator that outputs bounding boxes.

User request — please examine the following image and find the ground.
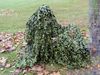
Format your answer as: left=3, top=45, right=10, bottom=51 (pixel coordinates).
left=0, top=0, right=100, bottom=75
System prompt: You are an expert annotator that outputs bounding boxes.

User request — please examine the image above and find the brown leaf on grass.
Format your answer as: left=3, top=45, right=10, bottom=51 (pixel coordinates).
left=0, top=49, right=5, bottom=53
left=49, top=71, right=60, bottom=75
left=5, top=63, right=11, bottom=68
left=43, top=70, right=49, bottom=75
left=37, top=72, right=44, bottom=75
left=96, top=64, right=100, bottom=69
left=0, top=32, right=24, bottom=52
left=0, top=9, right=16, bottom=16
left=23, top=69, right=27, bottom=74
left=0, top=57, right=7, bottom=67
left=12, top=69, right=22, bottom=75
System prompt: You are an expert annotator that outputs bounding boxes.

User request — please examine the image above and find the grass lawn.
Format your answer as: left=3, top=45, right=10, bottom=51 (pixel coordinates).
left=0, top=0, right=88, bottom=32
left=1, top=0, right=100, bottom=75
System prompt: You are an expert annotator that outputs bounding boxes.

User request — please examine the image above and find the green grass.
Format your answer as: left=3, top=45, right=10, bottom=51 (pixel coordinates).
left=0, top=0, right=88, bottom=32
left=0, top=51, right=17, bottom=75
left=0, top=47, right=18, bottom=75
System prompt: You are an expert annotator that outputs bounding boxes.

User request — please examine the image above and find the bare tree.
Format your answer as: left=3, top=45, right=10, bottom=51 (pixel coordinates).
left=89, top=0, right=100, bottom=55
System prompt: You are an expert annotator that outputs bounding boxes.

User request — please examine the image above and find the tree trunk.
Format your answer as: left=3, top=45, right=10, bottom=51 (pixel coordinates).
left=89, top=0, right=100, bottom=55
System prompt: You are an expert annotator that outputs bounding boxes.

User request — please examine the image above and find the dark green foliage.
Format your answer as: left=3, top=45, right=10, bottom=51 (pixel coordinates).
left=16, top=5, right=61, bottom=68
left=54, top=24, right=91, bottom=69
left=16, top=5, right=91, bottom=69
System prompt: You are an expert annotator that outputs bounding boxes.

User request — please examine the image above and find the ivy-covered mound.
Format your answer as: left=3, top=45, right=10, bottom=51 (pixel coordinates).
left=54, top=24, right=91, bottom=69
left=16, top=5, right=91, bottom=69
left=16, top=5, right=61, bottom=68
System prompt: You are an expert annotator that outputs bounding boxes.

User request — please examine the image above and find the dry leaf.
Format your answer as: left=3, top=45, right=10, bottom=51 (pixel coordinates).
left=97, top=64, right=100, bottom=68
left=0, top=57, right=7, bottom=67
left=0, top=49, right=5, bottom=53
left=43, top=70, right=49, bottom=75
left=37, top=71, right=44, bottom=75
left=5, top=63, right=11, bottom=68
left=23, top=70, right=27, bottom=74
left=50, top=71, right=60, bottom=75
left=0, top=32, right=24, bottom=52
left=12, top=69, right=21, bottom=75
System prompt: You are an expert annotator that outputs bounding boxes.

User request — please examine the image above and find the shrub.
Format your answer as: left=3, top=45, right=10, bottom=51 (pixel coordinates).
left=16, top=5, right=91, bottom=69
left=16, top=5, right=61, bottom=68
left=54, top=24, right=91, bottom=69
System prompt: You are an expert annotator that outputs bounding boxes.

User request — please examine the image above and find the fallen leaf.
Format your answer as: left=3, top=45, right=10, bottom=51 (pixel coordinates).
left=0, top=49, right=5, bottom=53
left=12, top=69, right=22, bottom=75
left=43, top=70, right=49, bottom=75
left=5, top=63, right=11, bottom=68
left=37, top=71, right=44, bottom=75
left=0, top=57, right=7, bottom=67
left=23, top=70, right=27, bottom=74
left=0, top=32, right=25, bottom=52
left=97, top=64, right=100, bottom=68
left=50, top=71, right=60, bottom=75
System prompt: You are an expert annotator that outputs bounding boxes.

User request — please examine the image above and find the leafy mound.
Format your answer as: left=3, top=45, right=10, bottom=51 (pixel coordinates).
left=54, top=24, right=91, bottom=69
left=16, top=5, right=91, bottom=69
left=16, top=5, right=61, bottom=68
